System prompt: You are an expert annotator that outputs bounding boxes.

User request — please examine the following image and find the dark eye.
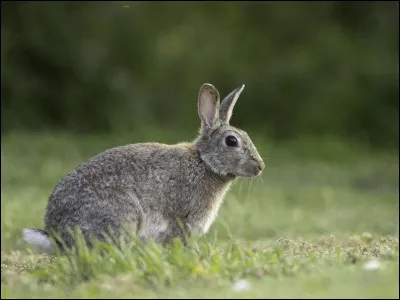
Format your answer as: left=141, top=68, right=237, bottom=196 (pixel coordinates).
left=225, top=135, right=238, bottom=147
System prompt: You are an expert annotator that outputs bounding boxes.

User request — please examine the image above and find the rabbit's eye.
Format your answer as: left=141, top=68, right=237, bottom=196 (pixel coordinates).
left=225, top=135, right=238, bottom=147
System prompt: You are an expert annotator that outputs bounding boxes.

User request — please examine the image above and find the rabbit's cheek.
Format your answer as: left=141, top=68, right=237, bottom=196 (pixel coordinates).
left=232, top=157, right=242, bottom=169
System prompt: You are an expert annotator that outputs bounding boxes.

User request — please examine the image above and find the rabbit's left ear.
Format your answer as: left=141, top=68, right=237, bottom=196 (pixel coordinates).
left=219, top=84, right=245, bottom=124
left=198, top=83, right=220, bottom=134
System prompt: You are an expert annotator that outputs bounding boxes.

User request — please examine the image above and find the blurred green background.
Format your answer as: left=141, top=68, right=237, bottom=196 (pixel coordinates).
left=1, top=1, right=398, bottom=149
left=1, top=3, right=399, bottom=297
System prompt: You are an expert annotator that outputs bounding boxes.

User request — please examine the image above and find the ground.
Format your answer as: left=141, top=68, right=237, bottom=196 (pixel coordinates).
left=1, top=132, right=399, bottom=298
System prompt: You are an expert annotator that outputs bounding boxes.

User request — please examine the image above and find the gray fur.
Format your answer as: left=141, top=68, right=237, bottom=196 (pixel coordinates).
left=23, top=83, right=265, bottom=252
left=219, top=84, right=245, bottom=124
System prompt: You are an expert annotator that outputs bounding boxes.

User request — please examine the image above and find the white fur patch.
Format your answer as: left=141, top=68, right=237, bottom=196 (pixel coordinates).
left=202, top=184, right=231, bottom=233
left=143, top=214, right=169, bottom=242
left=22, top=229, right=53, bottom=254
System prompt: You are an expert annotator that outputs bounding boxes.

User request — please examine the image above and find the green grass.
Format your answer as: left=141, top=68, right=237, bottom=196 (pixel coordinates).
left=1, top=131, right=399, bottom=298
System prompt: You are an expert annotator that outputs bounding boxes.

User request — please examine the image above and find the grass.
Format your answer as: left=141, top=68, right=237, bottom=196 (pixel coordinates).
left=1, top=131, right=399, bottom=298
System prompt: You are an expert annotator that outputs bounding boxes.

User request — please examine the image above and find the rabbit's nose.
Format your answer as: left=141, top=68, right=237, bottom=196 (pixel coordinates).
left=257, top=160, right=265, bottom=171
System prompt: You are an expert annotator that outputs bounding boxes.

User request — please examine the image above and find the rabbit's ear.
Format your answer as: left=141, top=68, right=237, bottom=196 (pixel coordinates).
left=219, top=84, right=245, bottom=124
left=198, top=83, right=220, bottom=133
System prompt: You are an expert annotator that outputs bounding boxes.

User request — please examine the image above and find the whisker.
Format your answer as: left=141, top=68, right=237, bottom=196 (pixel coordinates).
left=245, top=177, right=254, bottom=203
left=236, top=178, right=243, bottom=201
left=261, top=176, right=266, bottom=186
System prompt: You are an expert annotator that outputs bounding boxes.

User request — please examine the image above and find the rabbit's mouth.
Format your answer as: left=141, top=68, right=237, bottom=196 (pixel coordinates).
left=255, top=168, right=263, bottom=176
left=237, top=160, right=265, bottom=177
left=236, top=169, right=263, bottom=178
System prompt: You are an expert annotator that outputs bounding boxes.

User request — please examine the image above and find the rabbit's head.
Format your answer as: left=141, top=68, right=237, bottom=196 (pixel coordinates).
left=194, top=83, right=265, bottom=178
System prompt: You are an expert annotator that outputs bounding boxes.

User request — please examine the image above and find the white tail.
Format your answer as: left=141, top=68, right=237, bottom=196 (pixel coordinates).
left=22, top=228, right=53, bottom=254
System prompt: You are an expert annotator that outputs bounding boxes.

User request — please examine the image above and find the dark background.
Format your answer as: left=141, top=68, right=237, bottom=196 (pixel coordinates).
left=1, top=1, right=399, bottom=149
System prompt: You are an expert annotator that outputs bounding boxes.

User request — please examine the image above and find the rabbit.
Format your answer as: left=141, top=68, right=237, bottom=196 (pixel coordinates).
left=23, top=83, right=265, bottom=254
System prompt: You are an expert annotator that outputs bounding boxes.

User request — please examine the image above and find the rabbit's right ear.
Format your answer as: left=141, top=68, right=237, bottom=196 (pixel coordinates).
left=198, top=83, right=220, bottom=135
left=219, top=84, right=245, bottom=124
